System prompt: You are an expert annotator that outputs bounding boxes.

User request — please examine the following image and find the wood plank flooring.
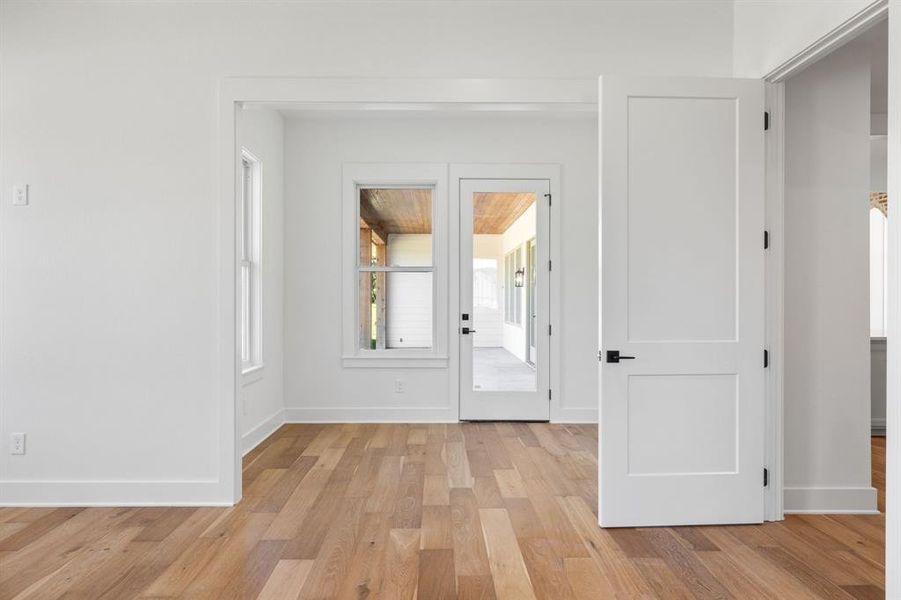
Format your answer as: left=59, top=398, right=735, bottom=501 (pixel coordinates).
left=0, top=425, right=886, bottom=599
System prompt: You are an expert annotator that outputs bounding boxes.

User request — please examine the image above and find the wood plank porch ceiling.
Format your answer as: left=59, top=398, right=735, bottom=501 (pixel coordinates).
left=359, top=189, right=535, bottom=239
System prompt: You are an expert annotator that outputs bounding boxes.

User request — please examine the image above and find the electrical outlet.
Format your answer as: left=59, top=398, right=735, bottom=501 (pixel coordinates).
left=12, top=184, right=28, bottom=206
left=394, top=379, right=405, bottom=394
left=11, top=433, right=25, bottom=455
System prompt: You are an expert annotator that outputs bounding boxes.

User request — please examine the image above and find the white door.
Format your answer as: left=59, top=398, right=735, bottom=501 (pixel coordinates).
left=599, top=77, right=766, bottom=526
left=460, top=179, right=550, bottom=421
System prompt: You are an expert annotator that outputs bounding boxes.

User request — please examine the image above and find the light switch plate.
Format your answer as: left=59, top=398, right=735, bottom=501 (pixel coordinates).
left=11, top=433, right=25, bottom=455
left=13, top=184, right=28, bottom=206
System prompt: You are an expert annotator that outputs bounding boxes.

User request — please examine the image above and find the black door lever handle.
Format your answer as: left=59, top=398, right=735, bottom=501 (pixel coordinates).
left=462, top=327, right=477, bottom=335
left=605, top=350, right=636, bottom=363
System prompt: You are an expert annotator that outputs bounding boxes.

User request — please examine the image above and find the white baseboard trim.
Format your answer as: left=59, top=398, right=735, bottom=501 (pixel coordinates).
left=284, top=406, right=599, bottom=424
left=284, top=406, right=458, bottom=423
left=242, top=409, right=286, bottom=456
left=784, top=486, right=880, bottom=514
left=0, top=479, right=231, bottom=507
left=554, top=408, right=598, bottom=423
left=872, top=418, right=887, bottom=436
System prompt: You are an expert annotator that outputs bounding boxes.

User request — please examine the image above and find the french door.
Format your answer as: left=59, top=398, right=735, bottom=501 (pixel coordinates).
left=459, top=179, right=550, bottom=421
left=599, top=76, right=766, bottom=526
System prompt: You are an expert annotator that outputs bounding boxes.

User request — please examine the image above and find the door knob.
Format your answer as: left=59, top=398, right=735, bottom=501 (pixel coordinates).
left=605, top=350, right=635, bottom=363
left=462, top=327, right=477, bottom=335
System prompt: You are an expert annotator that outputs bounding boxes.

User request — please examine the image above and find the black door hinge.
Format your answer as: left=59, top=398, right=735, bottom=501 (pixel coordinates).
left=548, top=324, right=552, bottom=336
left=764, top=468, right=769, bottom=487
left=764, top=230, right=769, bottom=249
left=548, top=260, right=552, bottom=271
left=764, top=349, right=769, bottom=368
left=548, top=389, right=552, bottom=401
left=764, top=111, right=770, bottom=131
left=544, top=193, right=552, bottom=206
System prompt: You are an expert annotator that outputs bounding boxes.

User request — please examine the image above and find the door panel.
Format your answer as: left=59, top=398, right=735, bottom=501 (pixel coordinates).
left=599, top=77, right=765, bottom=526
left=460, top=179, right=550, bottom=421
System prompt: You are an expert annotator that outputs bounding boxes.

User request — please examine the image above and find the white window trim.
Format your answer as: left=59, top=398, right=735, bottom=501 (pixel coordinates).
left=241, top=147, right=264, bottom=376
left=342, top=163, right=449, bottom=368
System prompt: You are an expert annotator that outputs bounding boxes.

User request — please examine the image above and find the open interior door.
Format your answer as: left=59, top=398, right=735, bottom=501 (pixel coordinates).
left=599, top=77, right=766, bottom=526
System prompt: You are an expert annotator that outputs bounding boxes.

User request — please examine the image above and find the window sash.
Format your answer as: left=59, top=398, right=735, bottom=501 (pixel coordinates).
left=355, top=185, right=436, bottom=353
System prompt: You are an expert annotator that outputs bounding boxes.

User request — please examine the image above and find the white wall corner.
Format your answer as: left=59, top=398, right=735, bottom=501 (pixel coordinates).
left=242, top=408, right=287, bottom=456
left=783, top=486, right=880, bottom=514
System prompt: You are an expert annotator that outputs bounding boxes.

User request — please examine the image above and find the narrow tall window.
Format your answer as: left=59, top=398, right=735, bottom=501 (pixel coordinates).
left=241, top=150, right=263, bottom=372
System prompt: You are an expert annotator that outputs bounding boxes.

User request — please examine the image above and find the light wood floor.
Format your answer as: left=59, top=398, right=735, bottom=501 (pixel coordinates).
left=0, top=424, right=886, bottom=599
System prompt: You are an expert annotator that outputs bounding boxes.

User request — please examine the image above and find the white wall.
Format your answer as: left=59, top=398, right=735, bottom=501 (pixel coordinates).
left=283, top=113, right=598, bottom=422
left=501, top=204, right=537, bottom=362
left=783, top=39, right=877, bottom=512
left=473, top=235, right=504, bottom=348
left=237, top=108, right=286, bottom=455
left=872, top=135, right=889, bottom=190
left=0, top=0, right=735, bottom=503
left=386, top=234, right=433, bottom=349
left=733, top=0, right=877, bottom=77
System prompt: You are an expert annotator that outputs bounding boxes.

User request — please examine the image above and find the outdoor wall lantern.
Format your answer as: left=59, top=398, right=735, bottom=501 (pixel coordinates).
left=514, top=268, right=525, bottom=288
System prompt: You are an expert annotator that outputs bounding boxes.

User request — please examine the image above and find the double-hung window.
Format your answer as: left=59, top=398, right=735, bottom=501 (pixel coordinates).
left=240, top=149, right=263, bottom=373
left=342, top=164, right=448, bottom=367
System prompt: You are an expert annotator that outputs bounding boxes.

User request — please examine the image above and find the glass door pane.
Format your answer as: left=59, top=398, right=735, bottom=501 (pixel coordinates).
left=471, top=192, right=537, bottom=392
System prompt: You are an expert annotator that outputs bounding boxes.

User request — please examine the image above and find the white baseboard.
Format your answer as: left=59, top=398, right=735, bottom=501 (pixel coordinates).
left=554, top=408, right=598, bottom=423
left=872, top=418, right=887, bottom=436
left=784, top=486, right=880, bottom=514
left=284, top=406, right=458, bottom=423
left=242, top=409, right=286, bottom=456
left=284, top=406, right=598, bottom=424
left=0, top=479, right=231, bottom=507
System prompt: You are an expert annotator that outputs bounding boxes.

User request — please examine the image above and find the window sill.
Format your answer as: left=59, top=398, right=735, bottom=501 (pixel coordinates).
left=342, top=354, right=448, bottom=369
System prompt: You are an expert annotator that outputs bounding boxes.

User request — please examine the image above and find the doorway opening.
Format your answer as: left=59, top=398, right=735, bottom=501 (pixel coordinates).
left=771, top=17, right=887, bottom=518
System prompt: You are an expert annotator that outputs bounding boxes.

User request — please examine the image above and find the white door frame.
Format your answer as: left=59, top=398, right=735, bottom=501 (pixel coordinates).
left=450, top=164, right=562, bottom=422
left=219, top=81, right=591, bottom=503
left=760, top=0, right=898, bottom=594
